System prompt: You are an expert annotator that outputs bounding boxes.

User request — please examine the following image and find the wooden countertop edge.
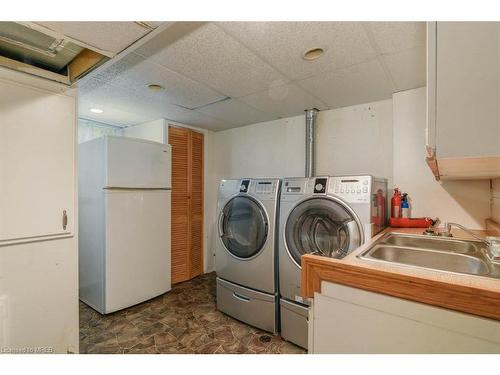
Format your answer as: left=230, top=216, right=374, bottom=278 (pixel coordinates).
left=301, top=254, right=500, bottom=321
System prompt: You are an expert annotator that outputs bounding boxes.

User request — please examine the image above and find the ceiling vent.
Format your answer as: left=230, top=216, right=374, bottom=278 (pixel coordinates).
left=0, top=22, right=109, bottom=85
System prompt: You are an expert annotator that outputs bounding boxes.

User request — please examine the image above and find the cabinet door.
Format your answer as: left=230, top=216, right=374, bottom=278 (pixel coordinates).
left=436, top=22, right=500, bottom=158
left=0, top=79, right=75, bottom=244
left=312, top=283, right=500, bottom=353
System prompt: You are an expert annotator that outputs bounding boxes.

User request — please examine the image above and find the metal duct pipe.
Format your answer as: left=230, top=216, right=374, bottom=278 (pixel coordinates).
left=305, top=108, right=319, bottom=178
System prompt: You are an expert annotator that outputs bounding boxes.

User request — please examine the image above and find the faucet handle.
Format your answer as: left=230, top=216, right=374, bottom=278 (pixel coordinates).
left=486, top=236, right=500, bottom=263
left=438, top=231, right=453, bottom=237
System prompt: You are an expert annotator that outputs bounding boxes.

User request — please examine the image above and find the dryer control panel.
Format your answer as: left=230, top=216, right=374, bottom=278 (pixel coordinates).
left=329, top=176, right=372, bottom=203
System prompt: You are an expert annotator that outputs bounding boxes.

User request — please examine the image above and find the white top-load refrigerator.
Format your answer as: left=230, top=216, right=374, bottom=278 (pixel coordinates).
left=79, top=136, right=171, bottom=314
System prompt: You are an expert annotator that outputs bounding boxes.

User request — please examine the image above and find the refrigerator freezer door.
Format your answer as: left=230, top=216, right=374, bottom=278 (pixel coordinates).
left=104, top=189, right=171, bottom=313
left=105, top=136, right=171, bottom=189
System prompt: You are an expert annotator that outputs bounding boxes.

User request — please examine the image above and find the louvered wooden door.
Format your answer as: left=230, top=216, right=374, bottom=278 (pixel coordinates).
left=168, top=126, right=204, bottom=284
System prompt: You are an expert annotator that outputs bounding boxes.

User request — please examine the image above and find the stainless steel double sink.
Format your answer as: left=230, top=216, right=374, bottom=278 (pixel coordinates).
left=358, top=233, right=500, bottom=279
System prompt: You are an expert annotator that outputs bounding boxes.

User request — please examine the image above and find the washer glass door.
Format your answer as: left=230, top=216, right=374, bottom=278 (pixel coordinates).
left=285, top=197, right=362, bottom=266
left=220, top=196, right=268, bottom=259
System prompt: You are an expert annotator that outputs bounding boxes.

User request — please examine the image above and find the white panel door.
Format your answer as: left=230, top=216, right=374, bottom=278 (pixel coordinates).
left=104, top=189, right=171, bottom=313
left=0, top=79, right=75, bottom=244
left=105, top=136, right=171, bottom=188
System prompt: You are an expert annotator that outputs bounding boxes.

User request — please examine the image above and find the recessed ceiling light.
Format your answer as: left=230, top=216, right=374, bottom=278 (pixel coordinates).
left=148, top=83, right=164, bottom=91
left=303, top=47, right=325, bottom=61
left=90, top=108, right=104, bottom=114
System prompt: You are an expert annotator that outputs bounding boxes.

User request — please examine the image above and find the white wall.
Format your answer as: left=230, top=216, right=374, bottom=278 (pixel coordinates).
left=315, top=101, right=393, bottom=184
left=123, top=119, right=167, bottom=143
left=213, top=115, right=305, bottom=178
left=393, top=88, right=490, bottom=229
left=0, top=68, right=78, bottom=353
left=213, top=99, right=393, bottom=183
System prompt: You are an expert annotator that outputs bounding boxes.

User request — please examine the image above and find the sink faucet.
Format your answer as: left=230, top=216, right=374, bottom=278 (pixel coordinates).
left=442, top=222, right=500, bottom=263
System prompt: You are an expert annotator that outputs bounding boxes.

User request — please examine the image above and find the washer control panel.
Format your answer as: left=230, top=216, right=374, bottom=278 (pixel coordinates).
left=254, top=180, right=277, bottom=194
left=330, top=176, right=371, bottom=203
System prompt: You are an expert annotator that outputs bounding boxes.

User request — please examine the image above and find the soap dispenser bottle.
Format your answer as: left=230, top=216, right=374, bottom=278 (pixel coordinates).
left=401, top=193, right=410, bottom=218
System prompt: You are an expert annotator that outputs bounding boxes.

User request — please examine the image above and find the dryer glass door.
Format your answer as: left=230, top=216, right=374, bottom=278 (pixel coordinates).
left=285, top=197, right=362, bottom=266
left=220, top=196, right=268, bottom=259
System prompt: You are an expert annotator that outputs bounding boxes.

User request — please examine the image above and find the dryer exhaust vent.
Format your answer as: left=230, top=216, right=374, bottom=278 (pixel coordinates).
left=305, top=108, right=319, bottom=178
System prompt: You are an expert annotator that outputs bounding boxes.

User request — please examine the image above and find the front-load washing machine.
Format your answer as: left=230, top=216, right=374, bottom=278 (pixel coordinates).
left=215, top=178, right=281, bottom=333
left=279, top=175, right=387, bottom=348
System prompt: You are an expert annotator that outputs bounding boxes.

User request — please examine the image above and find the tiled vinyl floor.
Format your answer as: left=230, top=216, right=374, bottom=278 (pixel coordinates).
left=79, top=272, right=305, bottom=354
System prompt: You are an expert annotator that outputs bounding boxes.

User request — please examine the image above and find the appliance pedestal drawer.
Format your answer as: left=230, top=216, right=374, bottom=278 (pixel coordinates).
left=216, top=277, right=277, bottom=333
left=280, top=298, right=309, bottom=349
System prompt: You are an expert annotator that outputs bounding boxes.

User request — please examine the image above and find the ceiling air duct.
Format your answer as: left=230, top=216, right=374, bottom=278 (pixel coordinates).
left=305, top=108, right=319, bottom=178
left=0, top=22, right=109, bottom=85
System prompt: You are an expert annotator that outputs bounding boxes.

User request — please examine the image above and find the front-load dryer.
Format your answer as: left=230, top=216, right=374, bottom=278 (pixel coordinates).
left=278, top=175, right=387, bottom=348
left=215, top=178, right=281, bottom=333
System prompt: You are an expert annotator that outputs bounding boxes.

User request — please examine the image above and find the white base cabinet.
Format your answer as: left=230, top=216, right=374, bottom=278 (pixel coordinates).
left=309, top=282, right=500, bottom=353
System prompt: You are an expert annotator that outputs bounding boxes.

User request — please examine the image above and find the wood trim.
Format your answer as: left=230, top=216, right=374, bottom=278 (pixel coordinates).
left=425, top=155, right=440, bottom=181
left=68, top=49, right=106, bottom=82
left=438, top=156, right=500, bottom=180
left=301, top=254, right=500, bottom=321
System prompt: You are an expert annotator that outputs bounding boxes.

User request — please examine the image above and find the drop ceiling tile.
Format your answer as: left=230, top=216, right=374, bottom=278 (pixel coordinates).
left=366, top=22, right=426, bottom=54
left=77, top=77, right=108, bottom=96
left=79, top=98, right=149, bottom=127
left=382, top=47, right=426, bottom=91
left=166, top=109, right=230, bottom=130
left=78, top=79, right=230, bottom=130
left=89, top=52, right=226, bottom=109
left=217, top=22, right=378, bottom=81
left=37, top=22, right=151, bottom=54
left=195, top=98, right=277, bottom=127
left=239, top=82, right=328, bottom=118
left=135, top=22, right=287, bottom=98
left=297, top=59, right=393, bottom=108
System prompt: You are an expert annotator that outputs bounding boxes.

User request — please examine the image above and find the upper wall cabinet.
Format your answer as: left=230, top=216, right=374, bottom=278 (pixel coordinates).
left=0, top=74, right=75, bottom=246
left=427, top=22, right=500, bottom=180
